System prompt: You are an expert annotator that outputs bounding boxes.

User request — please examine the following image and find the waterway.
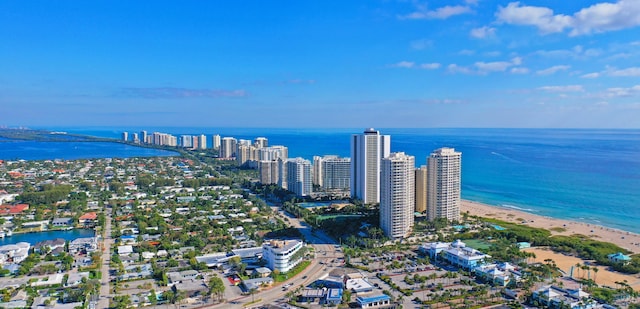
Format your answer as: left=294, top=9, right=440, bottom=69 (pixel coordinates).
left=0, top=229, right=95, bottom=246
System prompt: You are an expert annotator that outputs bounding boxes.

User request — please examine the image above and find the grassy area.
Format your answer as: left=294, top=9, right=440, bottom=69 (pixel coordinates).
left=274, top=260, right=311, bottom=282
left=461, top=239, right=491, bottom=250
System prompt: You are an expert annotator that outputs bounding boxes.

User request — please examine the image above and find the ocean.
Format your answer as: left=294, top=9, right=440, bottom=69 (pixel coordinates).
left=16, top=127, right=640, bottom=234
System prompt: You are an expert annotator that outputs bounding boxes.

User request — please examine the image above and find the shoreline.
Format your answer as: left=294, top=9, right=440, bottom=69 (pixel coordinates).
left=462, top=199, right=640, bottom=254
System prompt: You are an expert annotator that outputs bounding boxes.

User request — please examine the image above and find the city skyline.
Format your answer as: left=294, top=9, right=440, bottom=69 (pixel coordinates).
left=2, top=1, right=640, bottom=128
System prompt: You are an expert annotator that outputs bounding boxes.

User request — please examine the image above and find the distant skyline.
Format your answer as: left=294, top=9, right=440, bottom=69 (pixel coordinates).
left=2, top=1, right=640, bottom=128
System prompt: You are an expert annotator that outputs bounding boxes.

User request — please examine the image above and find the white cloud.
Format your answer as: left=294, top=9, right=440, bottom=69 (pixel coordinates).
left=603, top=85, right=640, bottom=97
left=419, top=63, right=441, bottom=69
left=458, top=49, right=476, bottom=56
left=538, top=85, right=585, bottom=92
left=496, top=1, right=640, bottom=36
left=400, top=5, right=473, bottom=20
left=450, top=57, right=523, bottom=74
left=511, top=67, right=530, bottom=74
left=448, top=64, right=473, bottom=74
left=581, top=72, right=600, bottom=79
left=484, top=51, right=502, bottom=57
left=470, top=26, right=497, bottom=39
left=496, top=2, right=572, bottom=34
left=536, top=65, right=571, bottom=75
left=535, top=45, right=603, bottom=59
left=607, top=66, right=640, bottom=77
left=410, top=39, right=433, bottom=50
left=571, top=0, right=640, bottom=36
left=390, top=61, right=415, bottom=68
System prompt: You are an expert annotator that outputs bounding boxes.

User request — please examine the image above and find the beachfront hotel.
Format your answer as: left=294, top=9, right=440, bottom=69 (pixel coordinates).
left=380, top=152, right=415, bottom=239
left=262, top=239, right=305, bottom=273
left=427, top=147, right=462, bottom=222
left=350, top=128, right=390, bottom=204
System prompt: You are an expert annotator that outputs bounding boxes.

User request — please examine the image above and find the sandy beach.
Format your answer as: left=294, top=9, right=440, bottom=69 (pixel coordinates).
left=461, top=200, right=640, bottom=254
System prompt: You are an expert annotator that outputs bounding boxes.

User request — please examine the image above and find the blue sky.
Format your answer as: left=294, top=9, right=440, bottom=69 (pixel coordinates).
left=1, top=0, right=640, bottom=128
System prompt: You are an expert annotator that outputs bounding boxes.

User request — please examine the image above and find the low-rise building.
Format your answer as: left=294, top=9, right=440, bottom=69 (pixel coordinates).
left=356, top=293, right=394, bottom=309
left=262, top=239, right=305, bottom=272
left=607, top=252, right=632, bottom=265
left=422, top=240, right=490, bottom=270
left=33, top=238, right=66, bottom=254
left=69, top=237, right=98, bottom=254
left=532, top=285, right=601, bottom=309
left=0, top=242, right=30, bottom=264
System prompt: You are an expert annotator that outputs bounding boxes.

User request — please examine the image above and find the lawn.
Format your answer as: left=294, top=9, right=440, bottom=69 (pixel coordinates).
left=273, top=260, right=311, bottom=282
left=461, top=239, right=492, bottom=250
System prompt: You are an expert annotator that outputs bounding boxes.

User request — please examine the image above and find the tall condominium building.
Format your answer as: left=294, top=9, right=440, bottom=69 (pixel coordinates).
left=415, top=165, right=427, bottom=213
left=314, top=155, right=351, bottom=190
left=220, top=137, right=237, bottom=158
left=199, top=134, right=207, bottom=149
left=181, top=135, right=193, bottom=148
left=350, top=128, right=390, bottom=204
left=259, top=146, right=288, bottom=161
left=286, top=158, right=312, bottom=197
left=132, top=133, right=139, bottom=144
left=427, top=147, right=462, bottom=222
left=212, top=134, right=221, bottom=150
left=152, top=132, right=177, bottom=146
left=122, top=132, right=128, bottom=142
left=254, top=137, right=268, bottom=148
left=192, top=136, right=199, bottom=149
left=380, top=152, right=415, bottom=240
left=258, top=160, right=280, bottom=185
left=140, top=131, right=148, bottom=144
left=237, top=144, right=255, bottom=166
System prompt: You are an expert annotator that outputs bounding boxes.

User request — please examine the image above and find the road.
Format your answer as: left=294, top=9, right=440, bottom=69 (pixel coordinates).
left=97, top=208, right=113, bottom=309
left=204, top=206, right=344, bottom=308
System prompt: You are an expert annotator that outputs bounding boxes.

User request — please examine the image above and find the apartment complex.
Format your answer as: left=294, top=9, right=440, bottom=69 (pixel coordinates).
left=350, top=128, right=390, bottom=204
left=380, top=152, right=415, bottom=239
left=427, top=147, right=462, bottom=222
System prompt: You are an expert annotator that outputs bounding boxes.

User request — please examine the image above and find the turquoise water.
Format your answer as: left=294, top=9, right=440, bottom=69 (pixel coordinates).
left=0, top=140, right=178, bottom=160
left=25, top=127, right=640, bottom=234
left=0, top=229, right=95, bottom=246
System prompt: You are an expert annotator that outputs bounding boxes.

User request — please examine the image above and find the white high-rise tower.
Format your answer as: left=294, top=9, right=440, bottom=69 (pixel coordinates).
left=350, top=128, right=390, bottom=204
left=380, top=152, right=415, bottom=240
left=427, top=147, right=462, bottom=222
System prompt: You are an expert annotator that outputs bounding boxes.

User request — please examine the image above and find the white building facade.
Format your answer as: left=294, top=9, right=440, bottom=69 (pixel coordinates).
left=427, top=147, right=462, bottom=222
left=380, top=152, right=415, bottom=239
left=350, top=128, right=390, bottom=204
left=262, top=240, right=305, bottom=273
left=286, top=158, right=312, bottom=197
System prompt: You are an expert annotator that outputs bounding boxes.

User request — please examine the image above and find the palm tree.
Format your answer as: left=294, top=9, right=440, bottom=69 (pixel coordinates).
left=592, top=267, right=599, bottom=284
left=575, top=263, right=581, bottom=278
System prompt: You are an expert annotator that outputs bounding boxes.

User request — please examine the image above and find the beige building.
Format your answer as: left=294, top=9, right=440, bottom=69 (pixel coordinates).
left=380, top=152, right=415, bottom=239
left=427, top=147, right=461, bottom=222
left=415, top=165, right=427, bottom=213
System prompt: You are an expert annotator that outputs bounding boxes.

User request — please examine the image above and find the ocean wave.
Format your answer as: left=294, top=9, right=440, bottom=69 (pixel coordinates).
left=500, top=204, right=538, bottom=212
left=491, top=151, right=522, bottom=164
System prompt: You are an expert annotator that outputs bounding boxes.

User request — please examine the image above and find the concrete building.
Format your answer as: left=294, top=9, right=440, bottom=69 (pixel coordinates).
left=181, top=135, right=193, bottom=148
left=350, top=128, right=390, bottom=204
left=258, top=145, right=288, bottom=161
left=212, top=134, right=221, bottom=150
left=132, top=132, right=139, bottom=143
left=415, top=165, right=427, bottom=213
left=422, top=240, right=489, bottom=270
left=122, top=132, right=128, bottom=142
left=254, top=137, right=268, bottom=148
left=258, top=160, right=280, bottom=185
left=380, top=152, right=415, bottom=239
left=286, top=158, right=312, bottom=197
left=220, top=137, right=237, bottom=158
left=262, top=239, right=304, bottom=273
left=199, top=134, right=207, bottom=149
left=427, top=147, right=462, bottom=222
left=140, top=130, right=148, bottom=144
left=314, top=155, right=351, bottom=190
